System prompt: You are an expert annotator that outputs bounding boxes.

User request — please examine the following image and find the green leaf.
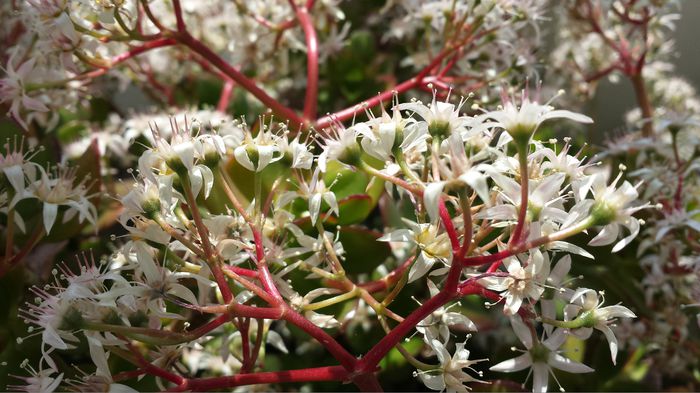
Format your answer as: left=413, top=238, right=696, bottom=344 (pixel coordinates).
left=337, top=194, right=373, bottom=225
left=338, top=226, right=391, bottom=275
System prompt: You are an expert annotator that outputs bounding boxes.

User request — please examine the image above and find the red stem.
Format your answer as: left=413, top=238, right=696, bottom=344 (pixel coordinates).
left=69, top=37, right=176, bottom=83
left=281, top=306, right=358, bottom=370
left=326, top=256, right=414, bottom=293
left=630, top=72, right=654, bottom=137
left=296, top=6, right=319, bottom=120
left=125, top=340, right=185, bottom=385
left=240, top=318, right=252, bottom=372
left=461, top=230, right=565, bottom=268
left=171, top=0, right=186, bottom=32
left=217, top=78, right=235, bottom=113
left=251, top=228, right=283, bottom=300
left=313, top=39, right=469, bottom=129
left=170, top=366, right=349, bottom=391
left=356, top=199, right=462, bottom=373
left=176, top=32, right=306, bottom=129
left=509, top=153, right=529, bottom=246
left=358, top=289, right=453, bottom=373
left=439, top=198, right=461, bottom=255
left=223, top=265, right=258, bottom=278
left=314, top=76, right=437, bottom=130
left=190, top=313, right=230, bottom=337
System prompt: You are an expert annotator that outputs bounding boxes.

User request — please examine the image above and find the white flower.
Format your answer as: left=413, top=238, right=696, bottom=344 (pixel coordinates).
left=424, top=167, right=490, bottom=225
left=120, top=176, right=175, bottom=220
left=486, top=90, right=592, bottom=141
left=19, top=287, right=80, bottom=353
left=317, top=126, right=360, bottom=172
left=66, top=373, right=139, bottom=393
left=540, top=255, right=573, bottom=335
left=0, top=138, right=41, bottom=193
left=130, top=243, right=206, bottom=319
left=282, top=224, right=344, bottom=269
left=290, top=288, right=341, bottom=329
left=654, top=208, right=700, bottom=242
left=564, top=289, right=637, bottom=365
left=490, top=316, right=594, bottom=393
left=478, top=171, right=567, bottom=227
left=301, top=169, right=339, bottom=225
left=233, top=124, right=283, bottom=172
left=139, top=120, right=216, bottom=198
left=479, top=250, right=550, bottom=316
left=536, top=139, right=594, bottom=202
left=354, top=104, right=414, bottom=161
left=398, top=94, right=470, bottom=141
left=587, top=171, right=648, bottom=252
left=418, top=280, right=477, bottom=342
left=277, top=135, right=313, bottom=169
left=379, top=220, right=452, bottom=282
left=8, top=360, right=63, bottom=393
left=0, top=52, right=49, bottom=128
left=418, top=337, right=485, bottom=393
left=12, top=166, right=97, bottom=234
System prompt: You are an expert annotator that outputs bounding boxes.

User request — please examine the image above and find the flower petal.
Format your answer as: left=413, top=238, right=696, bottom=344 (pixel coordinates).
left=424, top=181, right=446, bottom=222
left=42, top=203, right=58, bottom=234
left=490, top=353, right=532, bottom=373
left=549, top=353, right=595, bottom=373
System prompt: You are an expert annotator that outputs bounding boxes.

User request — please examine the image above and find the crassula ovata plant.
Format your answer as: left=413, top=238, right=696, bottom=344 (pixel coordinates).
left=1, top=0, right=698, bottom=392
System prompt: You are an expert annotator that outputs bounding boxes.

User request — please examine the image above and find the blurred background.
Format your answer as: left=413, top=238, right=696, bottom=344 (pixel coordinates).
left=592, top=1, right=700, bottom=142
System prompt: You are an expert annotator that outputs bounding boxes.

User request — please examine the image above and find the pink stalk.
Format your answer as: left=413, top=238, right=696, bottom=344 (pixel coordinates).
left=66, top=37, right=177, bottom=83
left=240, top=318, right=252, bottom=372
left=325, top=256, right=414, bottom=293
left=171, top=0, right=186, bottom=32
left=509, top=152, right=529, bottom=246
left=314, top=76, right=438, bottom=130
left=170, top=366, right=349, bottom=391
left=125, top=340, right=185, bottom=385
left=357, top=289, right=454, bottom=373
left=189, top=314, right=231, bottom=337
left=281, top=306, right=358, bottom=370
left=182, top=182, right=233, bottom=303
left=222, top=265, right=258, bottom=278
left=356, top=199, right=463, bottom=373
left=176, top=32, right=306, bottom=129
left=216, top=78, right=235, bottom=113
left=313, top=37, right=473, bottom=129
left=439, top=198, right=461, bottom=255
left=295, top=6, right=319, bottom=120
left=251, top=228, right=283, bottom=300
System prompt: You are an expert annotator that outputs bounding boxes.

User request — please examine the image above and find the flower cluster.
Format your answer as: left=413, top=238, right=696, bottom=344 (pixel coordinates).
left=5, top=1, right=698, bottom=392
left=10, top=90, right=647, bottom=392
